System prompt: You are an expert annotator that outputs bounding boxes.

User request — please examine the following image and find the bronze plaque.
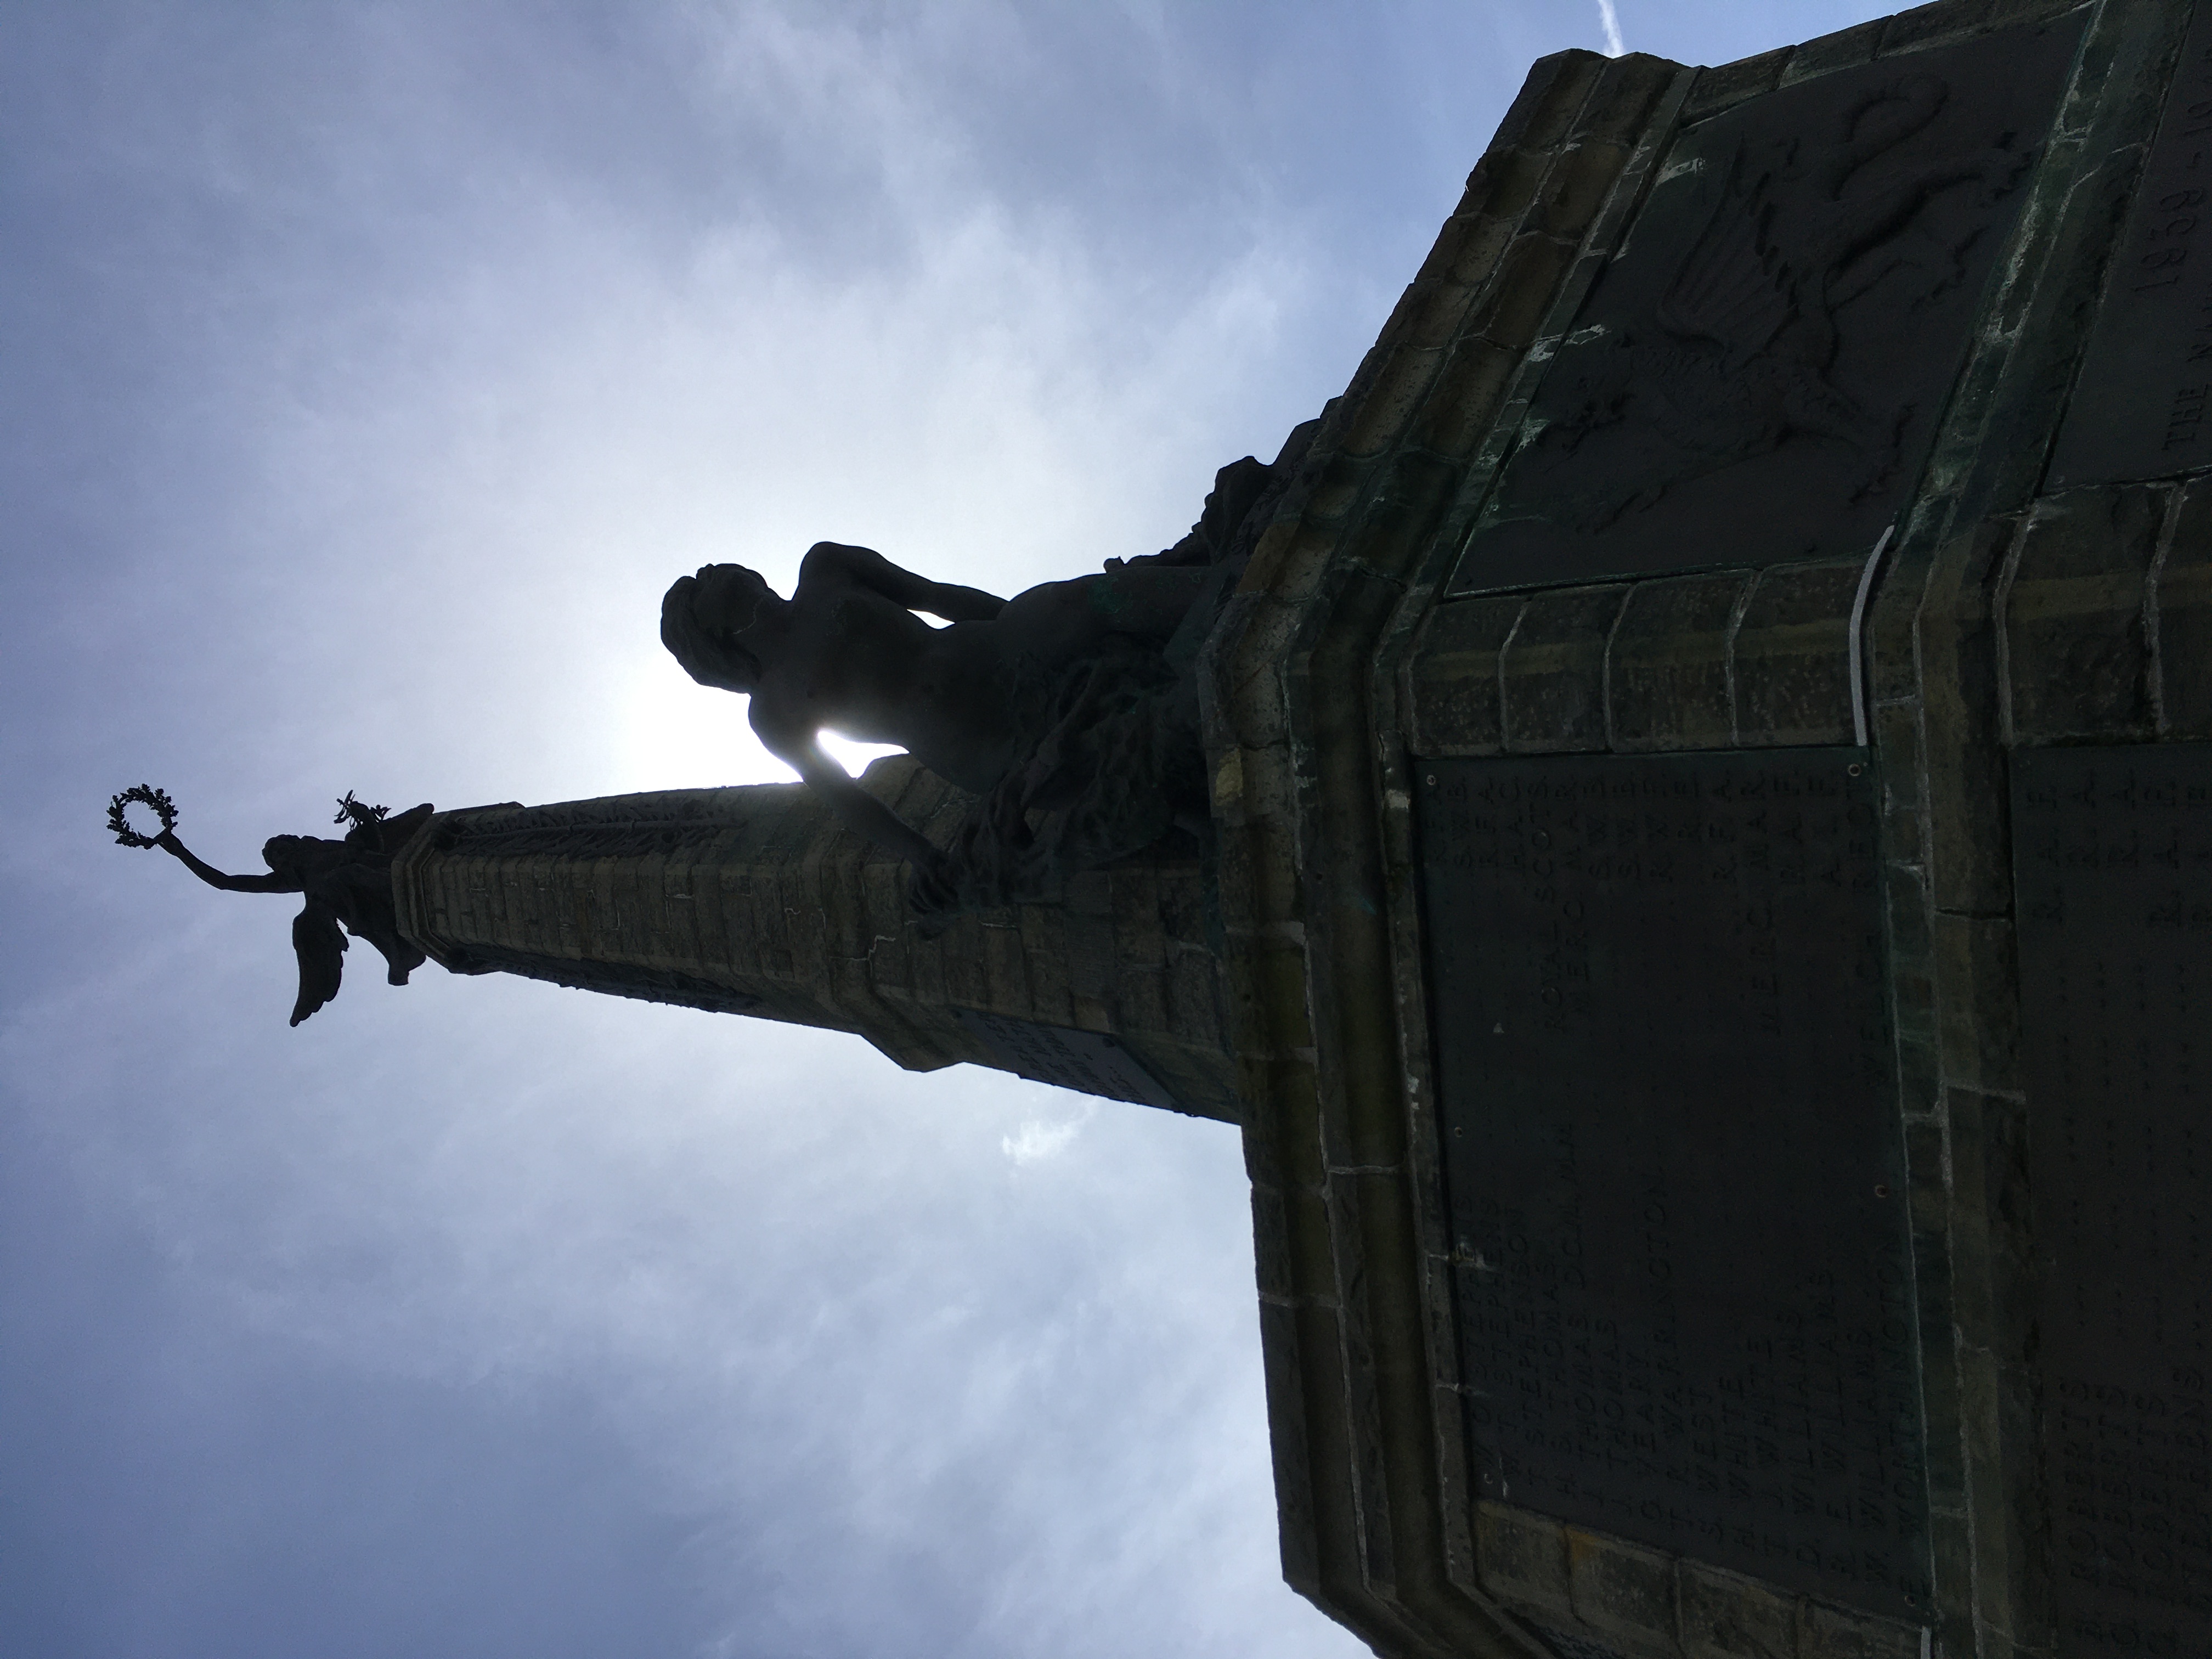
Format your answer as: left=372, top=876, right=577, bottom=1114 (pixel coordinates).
left=2014, top=744, right=2212, bottom=1657
left=1451, top=18, right=2085, bottom=594
left=2049, top=7, right=2212, bottom=487
left=1418, top=751, right=1927, bottom=1617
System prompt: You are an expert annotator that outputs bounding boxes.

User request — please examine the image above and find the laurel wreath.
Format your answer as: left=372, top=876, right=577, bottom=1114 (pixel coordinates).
left=334, top=790, right=389, bottom=828
left=108, top=783, right=179, bottom=849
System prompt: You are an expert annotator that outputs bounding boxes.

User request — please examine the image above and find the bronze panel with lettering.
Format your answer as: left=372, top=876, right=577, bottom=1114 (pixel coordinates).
left=2049, top=8, right=2212, bottom=487
left=1417, top=751, right=1927, bottom=1617
left=1451, top=18, right=2086, bottom=595
left=2014, top=744, right=2212, bottom=1657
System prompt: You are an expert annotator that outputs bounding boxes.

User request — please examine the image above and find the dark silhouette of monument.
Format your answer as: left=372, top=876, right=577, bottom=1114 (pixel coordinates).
left=113, top=2, right=2212, bottom=1655
left=115, top=788, right=437, bottom=1025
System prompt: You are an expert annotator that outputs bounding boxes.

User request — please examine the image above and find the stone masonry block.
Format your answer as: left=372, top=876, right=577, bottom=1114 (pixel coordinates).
left=1502, top=584, right=1629, bottom=752
left=1447, top=146, right=1548, bottom=245
left=1932, top=912, right=2021, bottom=1096
left=1279, top=1183, right=1338, bottom=1309
left=1301, top=453, right=1368, bottom=525
left=1153, top=864, right=1203, bottom=944
left=1606, top=572, right=1745, bottom=751
left=1679, top=1559, right=1797, bottom=1659
left=2003, top=485, right=2164, bottom=743
left=1529, top=138, right=1635, bottom=244
left=1872, top=701, right=1925, bottom=863
left=1573, top=53, right=1679, bottom=148
left=1793, top=1600, right=1921, bottom=1659
left=1409, top=595, right=1523, bottom=755
left=1344, top=346, right=1444, bottom=459
left=1254, top=1298, right=1322, bottom=1591
left=1566, top=1527, right=1677, bottom=1651
left=1919, top=517, right=2018, bottom=921
left=1343, top=450, right=1460, bottom=580
left=1489, top=50, right=1610, bottom=157
left=1923, top=1510, right=1973, bottom=1659
left=1468, top=230, right=1579, bottom=352
left=1110, top=865, right=1167, bottom=969
left=1215, top=814, right=1305, bottom=937
left=1879, top=0, right=1993, bottom=56
left=1984, top=0, right=2102, bottom=27
left=1220, top=619, right=1296, bottom=752
left=2158, top=473, right=2212, bottom=736
left=1435, top=212, right=1523, bottom=291
left=1239, top=1051, right=1328, bottom=1192
left=1884, top=864, right=1940, bottom=1110
left=1779, top=19, right=1886, bottom=85
left=1955, top=1345, right=2044, bottom=1651
left=1114, top=962, right=1171, bottom=1039
left=1249, top=1181, right=1296, bottom=1303
left=1681, top=48, right=1791, bottom=122
left=858, top=865, right=910, bottom=989
left=1165, top=947, right=1224, bottom=1049
left=940, top=914, right=992, bottom=1006
left=1731, top=560, right=1859, bottom=747
left=1943, top=1085, right=2036, bottom=1352
left=1410, top=337, right=1519, bottom=460
left=979, top=920, right=1031, bottom=1017
left=1475, top=1502, right=1574, bottom=1618
left=1266, top=518, right=1355, bottom=608
left=1403, top=278, right=1477, bottom=352
left=1063, top=910, right=1116, bottom=1009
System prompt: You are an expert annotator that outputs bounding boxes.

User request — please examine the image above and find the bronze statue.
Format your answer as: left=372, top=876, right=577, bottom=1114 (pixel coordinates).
left=658, top=433, right=1316, bottom=917
left=662, top=545, right=1206, bottom=866
left=109, top=786, right=435, bottom=1025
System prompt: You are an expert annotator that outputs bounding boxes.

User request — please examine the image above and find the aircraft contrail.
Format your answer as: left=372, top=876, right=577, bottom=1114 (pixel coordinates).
left=1596, top=0, right=1625, bottom=56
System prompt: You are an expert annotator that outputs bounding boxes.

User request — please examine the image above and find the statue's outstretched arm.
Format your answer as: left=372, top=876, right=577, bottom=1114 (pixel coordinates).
left=799, top=541, right=1005, bottom=623
left=155, top=833, right=300, bottom=894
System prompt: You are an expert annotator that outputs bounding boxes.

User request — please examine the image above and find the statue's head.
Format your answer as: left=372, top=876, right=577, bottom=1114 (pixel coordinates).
left=262, top=833, right=307, bottom=876
left=662, top=564, right=772, bottom=693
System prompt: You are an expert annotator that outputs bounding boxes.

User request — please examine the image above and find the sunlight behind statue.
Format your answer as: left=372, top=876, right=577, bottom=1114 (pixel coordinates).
left=658, top=431, right=1315, bottom=918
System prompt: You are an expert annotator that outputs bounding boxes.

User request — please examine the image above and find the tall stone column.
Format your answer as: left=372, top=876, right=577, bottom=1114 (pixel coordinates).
left=391, top=757, right=1242, bottom=1124
left=366, top=2, right=2212, bottom=1654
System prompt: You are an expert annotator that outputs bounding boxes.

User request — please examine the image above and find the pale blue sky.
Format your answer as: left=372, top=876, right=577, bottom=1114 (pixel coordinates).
left=3, top=4, right=1895, bottom=1656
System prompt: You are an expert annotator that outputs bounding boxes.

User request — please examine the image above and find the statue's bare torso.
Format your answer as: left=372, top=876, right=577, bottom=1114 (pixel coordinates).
left=668, top=542, right=1206, bottom=872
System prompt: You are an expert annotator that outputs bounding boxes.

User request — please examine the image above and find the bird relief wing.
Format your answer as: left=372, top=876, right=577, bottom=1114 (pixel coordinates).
left=1652, top=140, right=1797, bottom=371
left=290, top=899, right=348, bottom=1026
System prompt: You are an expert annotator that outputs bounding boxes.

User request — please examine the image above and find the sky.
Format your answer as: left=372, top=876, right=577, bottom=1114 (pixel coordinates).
left=2, top=4, right=1903, bottom=1656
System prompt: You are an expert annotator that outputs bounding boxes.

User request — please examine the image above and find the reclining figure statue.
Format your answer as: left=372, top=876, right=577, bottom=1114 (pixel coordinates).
left=659, top=428, right=1314, bottom=919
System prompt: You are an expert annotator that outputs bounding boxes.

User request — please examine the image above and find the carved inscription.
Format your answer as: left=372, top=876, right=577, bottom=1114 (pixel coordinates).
left=1452, top=19, right=2084, bottom=594
left=1417, top=751, right=1927, bottom=1616
left=2051, top=6, right=2212, bottom=487
left=956, top=1010, right=1180, bottom=1110
left=2014, top=744, right=2212, bottom=1657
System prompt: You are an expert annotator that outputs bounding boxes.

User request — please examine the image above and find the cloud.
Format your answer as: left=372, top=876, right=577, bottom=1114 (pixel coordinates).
left=1598, top=0, right=1627, bottom=56
left=1001, top=1101, right=1096, bottom=1166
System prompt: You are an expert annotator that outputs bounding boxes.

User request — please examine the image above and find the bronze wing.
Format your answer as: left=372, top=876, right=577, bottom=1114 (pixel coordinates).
left=290, top=899, right=348, bottom=1026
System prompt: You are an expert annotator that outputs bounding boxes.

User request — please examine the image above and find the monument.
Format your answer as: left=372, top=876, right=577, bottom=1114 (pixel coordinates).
left=112, top=1, right=2212, bottom=1655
